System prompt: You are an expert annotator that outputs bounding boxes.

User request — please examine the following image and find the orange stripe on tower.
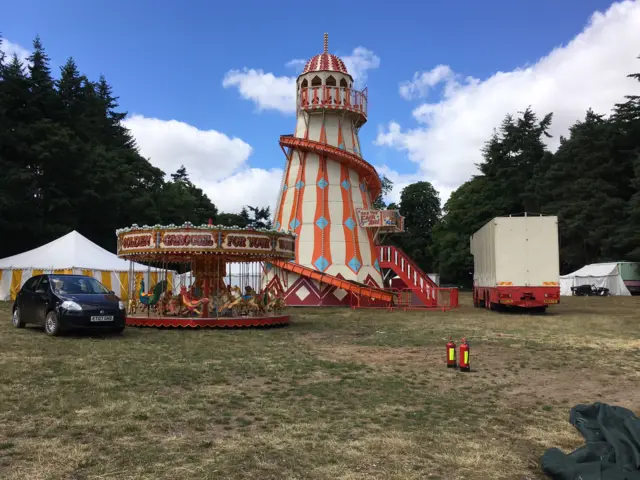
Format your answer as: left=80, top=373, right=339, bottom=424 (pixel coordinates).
left=359, top=174, right=378, bottom=269
left=312, top=155, right=332, bottom=272
left=340, top=164, right=362, bottom=275
left=340, top=164, right=354, bottom=271
left=287, top=151, right=307, bottom=262
left=275, top=123, right=305, bottom=231
left=337, top=119, right=346, bottom=150
left=275, top=154, right=293, bottom=231
left=348, top=177, right=364, bottom=275
left=351, top=122, right=360, bottom=156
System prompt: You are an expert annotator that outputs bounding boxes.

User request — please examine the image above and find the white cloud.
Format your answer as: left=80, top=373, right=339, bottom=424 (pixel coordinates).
left=376, top=0, right=640, bottom=205
left=398, top=65, right=455, bottom=100
left=223, top=47, right=380, bottom=114
left=201, top=168, right=284, bottom=214
left=222, top=69, right=297, bottom=114
left=124, top=115, right=252, bottom=182
left=0, top=38, right=31, bottom=66
left=285, top=58, right=307, bottom=73
left=124, top=115, right=279, bottom=212
left=341, top=47, right=380, bottom=87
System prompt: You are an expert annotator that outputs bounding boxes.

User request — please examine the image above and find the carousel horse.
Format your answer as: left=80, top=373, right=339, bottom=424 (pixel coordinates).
left=127, top=297, right=138, bottom=315
left=158, top=287, right=181, bottom=316
left=267, top=290, right=286, bottom=313
left=179, top=285, right=209, bottom=316
left=244, top=286, right=266, bottom=314
left=138, top=279, right=167, bottom=314
left=227, top=286, right=260, bottom=316
left=209, top=288, right=236, bottom=317
left=266, top=289, right=286, bottom=314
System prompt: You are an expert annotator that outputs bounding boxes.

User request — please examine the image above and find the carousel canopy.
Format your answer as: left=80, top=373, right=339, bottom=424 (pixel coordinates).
left=0, top=230, right=151, bottom=271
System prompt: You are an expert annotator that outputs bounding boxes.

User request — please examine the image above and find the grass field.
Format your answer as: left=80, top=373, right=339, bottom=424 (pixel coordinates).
left=0, top=294, right=639, bottom=480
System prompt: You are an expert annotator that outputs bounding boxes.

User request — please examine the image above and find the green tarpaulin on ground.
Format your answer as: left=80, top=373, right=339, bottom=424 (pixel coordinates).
left=542, top=402, right=640, bottom=479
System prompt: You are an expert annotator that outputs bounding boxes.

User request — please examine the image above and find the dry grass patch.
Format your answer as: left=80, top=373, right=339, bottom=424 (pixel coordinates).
left=0, top=295, right=639, bottom=479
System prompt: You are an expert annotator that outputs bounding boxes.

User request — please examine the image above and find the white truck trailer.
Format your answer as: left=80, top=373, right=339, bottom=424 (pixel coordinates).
left=470, top=215, right=560, bottom=311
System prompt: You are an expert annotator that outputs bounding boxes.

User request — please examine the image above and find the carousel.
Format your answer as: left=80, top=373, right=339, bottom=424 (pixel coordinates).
left=116, top=221, right=295, bottom=328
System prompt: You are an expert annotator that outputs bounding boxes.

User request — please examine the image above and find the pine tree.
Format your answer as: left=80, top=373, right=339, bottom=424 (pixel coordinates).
left=0, top=54, right=45, bottom=253
left=610, top=55, right=640, bottom=261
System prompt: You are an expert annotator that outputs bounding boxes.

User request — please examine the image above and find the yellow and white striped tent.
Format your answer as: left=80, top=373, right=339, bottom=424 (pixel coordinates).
left=0, top=230, right=172, bottom=302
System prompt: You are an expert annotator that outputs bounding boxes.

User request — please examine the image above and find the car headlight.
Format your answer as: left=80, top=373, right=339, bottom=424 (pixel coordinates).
left=61, top=300, right=82, bottom=311
left=118, top=301, right=125, bottom=310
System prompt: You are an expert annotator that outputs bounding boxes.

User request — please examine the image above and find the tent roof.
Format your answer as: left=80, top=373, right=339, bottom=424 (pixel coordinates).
left=560, top=263, right=620, bottom=279
left=0, top=230, right=150, bottom=271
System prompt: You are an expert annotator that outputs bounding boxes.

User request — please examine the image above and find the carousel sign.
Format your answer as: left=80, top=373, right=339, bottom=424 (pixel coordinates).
left=162, top=232, right=216, bottom=248
left=120, top=233, right=155, bottom=251
left=116, top=225, right=296, bottom=260
left=276, top=237, right=295, bottom=254
left=222, top=233, right=272, bottom=251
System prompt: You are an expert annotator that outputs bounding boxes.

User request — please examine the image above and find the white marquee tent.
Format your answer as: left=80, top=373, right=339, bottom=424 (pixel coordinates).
left=0, top=231, right=171, bottom=301
left=559, top=263, right=631, bottom=296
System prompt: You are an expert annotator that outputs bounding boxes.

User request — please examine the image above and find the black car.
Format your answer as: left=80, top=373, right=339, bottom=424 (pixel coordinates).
left=11, top=274, right=127, bottom=336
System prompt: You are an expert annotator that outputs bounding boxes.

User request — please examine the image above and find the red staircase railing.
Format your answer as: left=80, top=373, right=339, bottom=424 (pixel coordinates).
left=376, top=246, right=439, bottom=307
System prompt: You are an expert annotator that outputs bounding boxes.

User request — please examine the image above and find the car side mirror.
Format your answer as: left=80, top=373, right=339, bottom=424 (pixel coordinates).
left=108, top=290, right=115, bottom=295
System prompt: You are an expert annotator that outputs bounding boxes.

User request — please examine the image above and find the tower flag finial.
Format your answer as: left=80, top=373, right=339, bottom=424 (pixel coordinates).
left=323, top=33, right=328, bottom=53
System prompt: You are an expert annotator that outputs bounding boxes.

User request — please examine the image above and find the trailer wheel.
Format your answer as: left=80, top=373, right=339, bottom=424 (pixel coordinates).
left=473, top=293, right=482, bottom=308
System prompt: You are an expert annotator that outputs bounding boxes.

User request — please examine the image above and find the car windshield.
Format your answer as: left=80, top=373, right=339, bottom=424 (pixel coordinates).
left=50, top=276, right=111, bottom=295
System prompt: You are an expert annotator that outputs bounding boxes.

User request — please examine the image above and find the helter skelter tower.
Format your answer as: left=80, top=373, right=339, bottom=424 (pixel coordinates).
left=263, top=33, right=404, bottom=306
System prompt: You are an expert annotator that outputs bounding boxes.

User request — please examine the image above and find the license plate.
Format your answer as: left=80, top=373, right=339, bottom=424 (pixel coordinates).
left=90, top=315, right=114, bottom=322
left=544, top=300, right=558, bottom=304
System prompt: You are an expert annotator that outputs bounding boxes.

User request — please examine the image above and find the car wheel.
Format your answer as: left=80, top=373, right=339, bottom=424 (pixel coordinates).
left=12, top=307, right=26, bottom=328
left=44, top=311, right=61, bottom=336
left=112, top=325, right=126, bottom=335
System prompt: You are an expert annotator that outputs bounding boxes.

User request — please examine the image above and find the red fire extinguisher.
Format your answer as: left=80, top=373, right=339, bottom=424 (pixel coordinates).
left=446, top=337, right=457, bottom=368
left=459, top=337, right=470, bottom=372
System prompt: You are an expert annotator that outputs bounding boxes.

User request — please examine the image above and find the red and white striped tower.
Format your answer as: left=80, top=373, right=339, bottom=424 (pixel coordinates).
left=263, top=33, right=394, bottom=306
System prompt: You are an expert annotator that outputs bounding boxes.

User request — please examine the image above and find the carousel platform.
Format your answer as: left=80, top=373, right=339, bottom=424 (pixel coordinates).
left=125, top=314, right=290, bottom=328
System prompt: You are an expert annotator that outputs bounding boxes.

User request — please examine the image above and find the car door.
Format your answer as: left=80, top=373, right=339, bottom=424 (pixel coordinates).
left=32, top=276, right=51, bottom=325
left=18, top=276, right=40, bottom=322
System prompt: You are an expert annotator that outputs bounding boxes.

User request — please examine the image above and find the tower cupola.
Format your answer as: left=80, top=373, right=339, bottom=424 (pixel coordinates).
left=296, top=33, right=367, bottom=127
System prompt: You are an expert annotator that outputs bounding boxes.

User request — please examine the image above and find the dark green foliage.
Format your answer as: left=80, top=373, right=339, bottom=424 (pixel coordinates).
left=0, top=35, right=250, bottom=258
left=396, top=181, right=441, bottom=271
left=372, top=174, right=393, bottom=209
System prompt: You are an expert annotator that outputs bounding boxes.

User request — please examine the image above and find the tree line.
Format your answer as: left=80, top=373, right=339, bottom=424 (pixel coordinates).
left=0, top=36, right=269, bottom=258
left=380, top=54, right=640, bottom=285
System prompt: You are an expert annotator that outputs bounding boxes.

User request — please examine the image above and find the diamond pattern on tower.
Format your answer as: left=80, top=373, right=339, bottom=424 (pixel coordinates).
left=374, top=258, right=381, bottom=273
left=317, top=178, right=328, bottom=189
left=360, top=183, right=367, bottom=192
left=264, top=262, right=273, bottom=273
left=295, top=285, right=310, bottom=301
left=341, top=179, right=351, bottom=190
left=315, top=217, right=328, bottom=229
left=274, top=221, right=281, bottom=230
left=348, top=257, right=362, bottom=273
left=289, top=218, right=300, bottom=230
left=295, top=180, right=305, bottom=189
left=283, top=184, right=288, bottom=192
left=314, top=256, right=329, bottom=272
left=333, top=288, right=347, bottom=301
left=344, top=217, right=356, bottom=230
left=338, top=142, right=346, bottom=150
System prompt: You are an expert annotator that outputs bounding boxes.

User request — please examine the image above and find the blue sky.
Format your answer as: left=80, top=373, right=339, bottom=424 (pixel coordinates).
left=3, top=0, right=640, bottom=212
